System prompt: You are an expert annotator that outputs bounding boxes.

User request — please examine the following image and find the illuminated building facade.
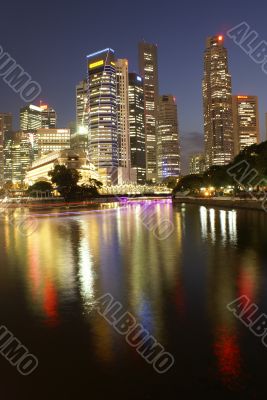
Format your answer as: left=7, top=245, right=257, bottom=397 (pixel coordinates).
left=128, top=73, right=146, bottom=184
left=40, top=103, right=57, bottom=129
left=74, top=81, right=89, bottom=153
left=139, top=42, right=159, bottom=182
left=0, top=113, right=12, bottom=183
left=76, top=79, right=88, bottom=131
left=189, top=153, right=206, bottom=175
left=232, top=95, right=259, bottom=155
left=3, top=131, right=32, bottom=183
left=25, top=149, right=99, bottom=185
left=71, top=127, right=88, bottom=154
left=157, top=95, right=180, bottom=179
left=20, top=105, right=42, bottom=131
left=202, top=35, right=234, bottom=167
left=36, top=128, right=70, bottom=157
left=115, top=59, right=131, bottom=182
left=87, top=48, right=118, bottom=184
left=20, top=104, right=56, bottom=132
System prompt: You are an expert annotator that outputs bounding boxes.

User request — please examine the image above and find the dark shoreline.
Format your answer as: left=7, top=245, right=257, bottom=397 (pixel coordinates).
left=173, top=196, right=266, bottom=212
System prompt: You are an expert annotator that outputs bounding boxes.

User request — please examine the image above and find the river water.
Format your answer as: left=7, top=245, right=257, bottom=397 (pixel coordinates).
left=0, top=200, right=267, bottom=399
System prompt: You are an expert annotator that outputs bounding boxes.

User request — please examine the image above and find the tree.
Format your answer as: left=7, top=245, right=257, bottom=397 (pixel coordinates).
left=203, top=165, right=234, bottom=188
left=162, top=176, right=179, bottom=189
left=173, top=141, right=267, bottom=196
left=87, top=178, right=103, bottom=189
left=0, top=181, right=13, bottom=198
left=48, top=165, right=81, bottom=199
left=27, top=181, right=53, bottom=195
left=228, top=141, right=267, bottom=189
left=174, top=174, right=204, bottom=193
left=79, top=184, right=99, bottom=198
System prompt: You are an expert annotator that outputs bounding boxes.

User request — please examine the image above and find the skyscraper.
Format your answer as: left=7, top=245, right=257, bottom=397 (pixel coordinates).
left=20, top=104, right=56, bottom=131
left=115, top=59, right=131, bottom=182
left=139, top=42, right=159, bottom=182
left=202, top=35, right=234, bottom=167
left=128, top=73, right=146, bottom=184
left=232, top=95, right=259, bottom=155
left=76, top=79, right=88, bottom=130
left=87, top=48, right=118, bottom=184
left=73, top=81, right=89, bottom=154
left=189, top=153, right=206, bottom=175
left=0, top=113, right=12, bottom=184
left=157, top=95, right=180, bottom=180
left=40, top=103, right=57, bottom=129
left=20, top=105, right=42, bottom=131
left=36, top=128, right=70, bottom=157
left=3, top=131, right=32, bottom=183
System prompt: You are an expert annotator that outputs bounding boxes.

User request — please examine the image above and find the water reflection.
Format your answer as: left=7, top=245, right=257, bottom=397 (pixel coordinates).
left=0, top=202, right=267, bottom=396
left=200, top=206, right=237, bottom=245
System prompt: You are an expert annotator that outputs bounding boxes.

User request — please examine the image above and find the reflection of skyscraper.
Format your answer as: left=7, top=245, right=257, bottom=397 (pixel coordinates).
left=115, top=59, right=131, bottom=182
left=0, top=113, right=12, bottom=183
left=87, top=48, right=118, bottom=184
left=128, top=73, right=146, bottom=184
left=203, top=35, right=234, bottom=167
left=232, top=95, right=259, bottom=155
left=139, top=42, right=159, bottom=182
left=157, top=95, right=180, bottom=179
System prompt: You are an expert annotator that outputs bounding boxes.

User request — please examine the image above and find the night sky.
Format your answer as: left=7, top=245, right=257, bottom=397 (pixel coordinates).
left=1, top=0, right=267, bottom=172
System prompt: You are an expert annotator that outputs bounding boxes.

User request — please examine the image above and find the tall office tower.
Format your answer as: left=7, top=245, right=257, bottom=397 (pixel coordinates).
left=74, top=80, right=88, bottom=153
left=157, top=95, right=180, bottom=180
left=189, top=153, right=206, bottom=175
left=232, top=95, right=259, bottom=155
left=76, top=79, right=88, bottom=130
left=0, top=113, right=12, bottom=184
left=128, top=73, right=146, bottom=184
left=40, top=103, right=57, bottom=128
left=202, top=35, right=234, bottom=167
left=87, top=48, right=118, bottom=184
left=139, top=41, right=159, bottom=182
left=71, top=128, right=88, bottom=154
left=36, top=128, right=70, bottom=157
left=3, top=131, right=32, bottom=183
left=20, top=105, right=42, bottom=131
left=115, top=59, right=131, bottom=182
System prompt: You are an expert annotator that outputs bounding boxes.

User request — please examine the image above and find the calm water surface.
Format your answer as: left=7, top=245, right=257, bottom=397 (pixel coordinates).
left=1, top=200, right=267, bottom=399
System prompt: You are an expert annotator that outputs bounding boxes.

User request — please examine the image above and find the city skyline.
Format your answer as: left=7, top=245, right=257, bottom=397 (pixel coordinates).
left=1, top=1, right=267, bottom=173
left=1, top=5, right=267, bottom=399
left=0, top=34, right=264, bottom=182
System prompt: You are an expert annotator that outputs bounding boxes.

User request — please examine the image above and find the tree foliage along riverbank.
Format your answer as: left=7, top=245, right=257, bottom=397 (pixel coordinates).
left=174, top=141, right=267, bottom=193
left=26, top=165, right=103, bottom=200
